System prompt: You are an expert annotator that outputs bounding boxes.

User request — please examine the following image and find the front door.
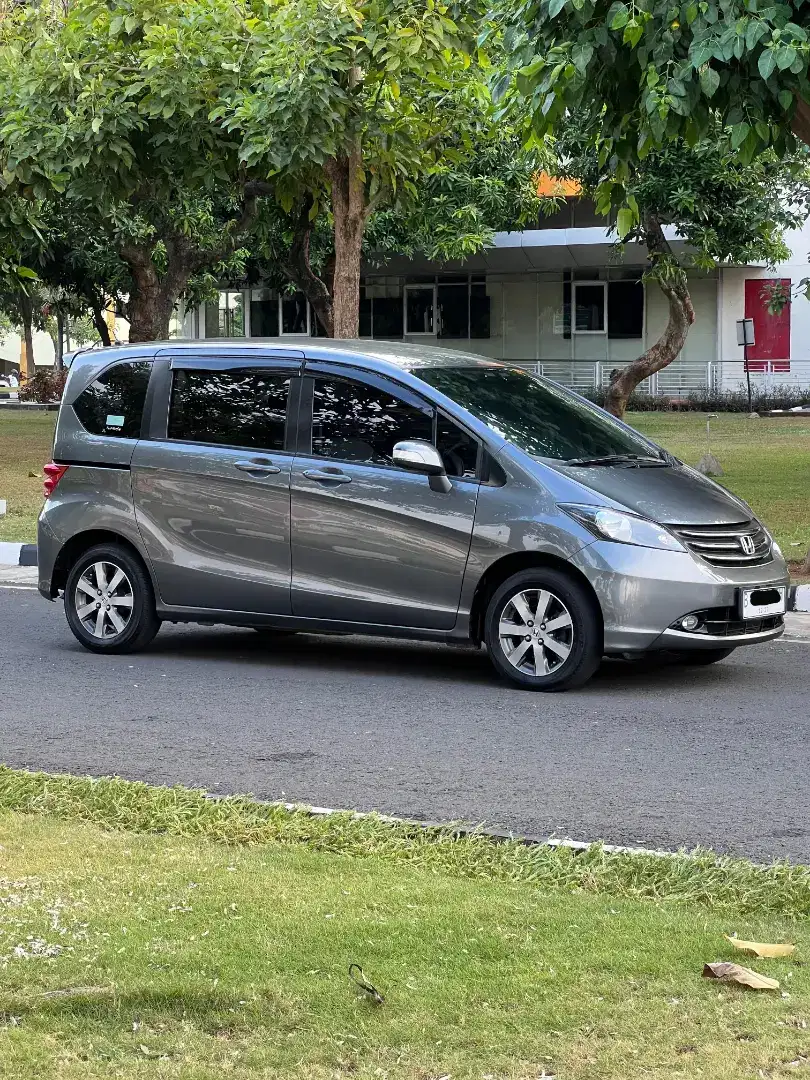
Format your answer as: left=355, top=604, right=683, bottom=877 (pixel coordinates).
left=290, top=372, right=480, bottom=629
left=132, top=358, right=298, bottom=614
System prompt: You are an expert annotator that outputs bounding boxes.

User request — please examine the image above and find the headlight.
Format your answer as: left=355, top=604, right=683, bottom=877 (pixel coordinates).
left=560, top=504, right=686, bottom=551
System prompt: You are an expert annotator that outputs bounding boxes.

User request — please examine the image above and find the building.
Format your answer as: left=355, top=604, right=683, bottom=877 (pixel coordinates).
left=172, top=197, right=810, bottom=398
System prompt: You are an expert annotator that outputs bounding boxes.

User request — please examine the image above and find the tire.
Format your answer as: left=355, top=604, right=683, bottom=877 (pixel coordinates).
left=64, top=543, right=161, bottom=654
left=674, top=647, right=736, bottom=666
left=484, top=568, right=602, bottom=691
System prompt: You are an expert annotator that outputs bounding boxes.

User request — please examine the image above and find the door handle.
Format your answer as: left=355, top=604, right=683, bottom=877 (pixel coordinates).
left=233, top=460, right=281, bottom=475
left=302, top=468, right=352, bottom=484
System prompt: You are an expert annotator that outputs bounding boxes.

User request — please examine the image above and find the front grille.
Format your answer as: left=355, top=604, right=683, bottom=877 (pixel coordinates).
left=669, top=520, right=772, bottom=567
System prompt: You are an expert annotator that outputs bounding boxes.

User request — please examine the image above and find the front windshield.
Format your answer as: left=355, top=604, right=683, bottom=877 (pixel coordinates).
left=416, top=366, right=664, bottom=463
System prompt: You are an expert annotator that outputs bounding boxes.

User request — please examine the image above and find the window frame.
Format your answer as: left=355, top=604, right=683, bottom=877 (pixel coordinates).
left=572, top=280, right=608, bottom=335
left=298, top=365, right=484, bottom=483
left=71, top=358, right=154, bottom=441
left=149, top=355, right=303, bottom=454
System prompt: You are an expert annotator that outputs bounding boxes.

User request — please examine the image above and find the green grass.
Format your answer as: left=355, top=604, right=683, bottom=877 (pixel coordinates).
left=1, top=768, right=809, bottom=1080
left=628, top=412, right=810, bottom=561
left=0, top=412, right=55, bottom=543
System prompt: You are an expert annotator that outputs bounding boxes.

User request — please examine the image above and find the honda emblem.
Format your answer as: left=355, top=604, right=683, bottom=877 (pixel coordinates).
left=739, top=535, right=756, bottom=556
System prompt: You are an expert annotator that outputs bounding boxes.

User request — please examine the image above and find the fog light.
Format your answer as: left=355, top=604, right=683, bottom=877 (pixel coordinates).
left=680, top=615, right=700, bottom=631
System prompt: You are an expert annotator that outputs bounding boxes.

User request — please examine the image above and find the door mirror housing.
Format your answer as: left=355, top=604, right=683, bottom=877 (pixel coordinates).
left=392, top=440, right=452, bottom=493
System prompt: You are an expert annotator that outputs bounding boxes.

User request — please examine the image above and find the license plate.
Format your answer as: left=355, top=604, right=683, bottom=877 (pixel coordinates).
left=740, top=586, right=786, bottom=619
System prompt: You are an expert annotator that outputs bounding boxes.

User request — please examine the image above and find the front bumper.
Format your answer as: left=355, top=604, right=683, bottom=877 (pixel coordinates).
left=573, top=540, right=789, bottom=654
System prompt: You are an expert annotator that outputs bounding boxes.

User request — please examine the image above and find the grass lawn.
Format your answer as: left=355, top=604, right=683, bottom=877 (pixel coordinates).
left=1, top=769, right=810, bottom=1080
left=0, top=412, right=55, bottom=543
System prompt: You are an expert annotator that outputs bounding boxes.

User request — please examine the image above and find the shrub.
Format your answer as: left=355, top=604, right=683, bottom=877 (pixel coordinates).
left=584, top=385, right=810, bottom=413
left=18, top=368, right=67, bottom=403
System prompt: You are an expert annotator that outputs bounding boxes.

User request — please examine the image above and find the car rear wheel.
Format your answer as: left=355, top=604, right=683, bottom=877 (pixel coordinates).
left=675, top=647, right=736, bottom=666
left=484, top=568, right=602, bottom=691
left=64, top=543, right=160, bottom=654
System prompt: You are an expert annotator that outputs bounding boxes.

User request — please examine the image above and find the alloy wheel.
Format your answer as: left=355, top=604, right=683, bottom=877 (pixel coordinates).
left=498, top=588, right=574, bottom=678
left=74, top=560, right=134, bottom=640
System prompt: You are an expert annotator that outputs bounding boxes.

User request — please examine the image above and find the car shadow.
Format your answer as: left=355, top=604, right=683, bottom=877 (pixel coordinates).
left=128, top=624, right=752, bottom=693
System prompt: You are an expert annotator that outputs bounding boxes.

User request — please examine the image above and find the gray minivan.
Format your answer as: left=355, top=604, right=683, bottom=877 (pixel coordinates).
left=38, top=340, right=788, bottom=691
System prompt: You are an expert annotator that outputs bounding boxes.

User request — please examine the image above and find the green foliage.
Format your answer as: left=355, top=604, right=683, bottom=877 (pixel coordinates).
left=560, top=122, right=808, bottom=270
left=497, top=0, right=810, bottom=206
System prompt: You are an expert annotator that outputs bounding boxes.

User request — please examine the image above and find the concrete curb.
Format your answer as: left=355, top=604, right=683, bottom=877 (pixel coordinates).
left=0, top=542, right=37, bottom=567
left=1, top=544, right=809, bottom=612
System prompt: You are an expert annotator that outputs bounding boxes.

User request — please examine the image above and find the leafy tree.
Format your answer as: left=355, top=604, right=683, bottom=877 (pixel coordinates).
left=558, top=129, right=808, bottom=415
left=226, top=0, right=495, bottom=337
left=246, top=129, right=550, bottom=330
left=0, top=0, right=269, bottom=342
left=498, top=0, right=810, bottom=215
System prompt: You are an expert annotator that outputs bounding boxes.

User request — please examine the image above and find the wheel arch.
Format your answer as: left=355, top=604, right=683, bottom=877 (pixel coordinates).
left=51, top=529, right=155, bottom=598
left=468, top=551, right=603, bottom=646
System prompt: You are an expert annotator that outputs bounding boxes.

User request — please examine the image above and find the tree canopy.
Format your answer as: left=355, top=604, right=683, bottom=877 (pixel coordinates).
left=497, top=0, right=810, bottom=220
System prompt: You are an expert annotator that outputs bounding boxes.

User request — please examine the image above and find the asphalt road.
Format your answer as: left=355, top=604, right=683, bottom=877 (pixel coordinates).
left=2, top=584, right=809, bottom=864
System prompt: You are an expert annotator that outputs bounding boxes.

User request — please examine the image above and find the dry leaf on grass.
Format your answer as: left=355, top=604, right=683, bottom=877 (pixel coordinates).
left=725, top=935, right=796, bottom=959
left=703, top=962, right=780, bottom=990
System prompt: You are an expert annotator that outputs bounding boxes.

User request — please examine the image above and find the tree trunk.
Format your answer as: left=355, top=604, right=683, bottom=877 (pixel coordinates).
left=18, top=293, right=35, bottom=380
left=604, top=217, right=695, bottom=419
left=791, top=97, right=810, bottom=147
left=327, top=148, right=367, bottom=338
left=54, top=309, right=65, bottom=371
left=282, top=198, right=335, bottom=337
left=87, top=292, right=112, bottom=346
left=119, top=244, right=185, bottom=343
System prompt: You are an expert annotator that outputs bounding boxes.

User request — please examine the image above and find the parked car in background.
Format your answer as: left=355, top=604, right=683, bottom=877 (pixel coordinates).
left=37, top=340, right=788, bottom=690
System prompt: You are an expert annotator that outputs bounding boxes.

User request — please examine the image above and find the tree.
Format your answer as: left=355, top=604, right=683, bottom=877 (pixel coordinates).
left=227, top=0, right=495, bottom=337
left=557, top=129, right=808, bottom=415
left=244, top=128, right=551, bottom=328
left=0, top=0, right=270, bottom=342
left=497, top=0, right=810, bottom=226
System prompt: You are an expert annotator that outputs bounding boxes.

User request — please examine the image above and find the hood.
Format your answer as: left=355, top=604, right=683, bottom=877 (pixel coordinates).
left=549, top=461, right=752, bottom=526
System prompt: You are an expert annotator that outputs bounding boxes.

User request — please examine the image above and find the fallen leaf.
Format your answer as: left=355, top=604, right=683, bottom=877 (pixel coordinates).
left=703, top=962, right=780, bottom=990
left=38, top=986, right=110, bottom=999
left=28, top=471, right=42, bottom=479
left=725, top=936, right=795, bottom=959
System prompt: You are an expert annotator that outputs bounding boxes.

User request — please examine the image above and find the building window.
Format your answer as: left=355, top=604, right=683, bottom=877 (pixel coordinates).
left=204, top=291, right=245, bottom=338
left=280, top=291, right=310, bottom=335
left=362, top=275, right=490, bottom=340
left=405, top=284, right=436, bottom=335
left=564, top=274, right=643, bottom=340
left=573, top=282, right=606, bottom=333
left=250, top=288, right=279, bottom=337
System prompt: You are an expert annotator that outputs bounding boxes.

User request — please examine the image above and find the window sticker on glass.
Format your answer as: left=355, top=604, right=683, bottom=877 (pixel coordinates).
left=106, top=414, right=125, bottom=429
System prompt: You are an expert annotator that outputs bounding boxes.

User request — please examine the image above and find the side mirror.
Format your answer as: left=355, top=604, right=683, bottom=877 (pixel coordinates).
left=392, top=439, right=452, bottom=493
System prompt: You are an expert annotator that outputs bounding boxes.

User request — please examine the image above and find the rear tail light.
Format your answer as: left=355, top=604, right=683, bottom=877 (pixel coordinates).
left=43, top=462, right=68, bottom=498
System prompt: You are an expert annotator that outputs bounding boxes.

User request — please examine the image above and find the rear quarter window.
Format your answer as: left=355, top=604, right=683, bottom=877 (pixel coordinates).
left=72, top=361, right=151, bottom=439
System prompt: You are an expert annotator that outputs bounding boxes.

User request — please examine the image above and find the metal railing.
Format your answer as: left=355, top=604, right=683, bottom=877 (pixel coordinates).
left=506, top=359, right=809, bottom=396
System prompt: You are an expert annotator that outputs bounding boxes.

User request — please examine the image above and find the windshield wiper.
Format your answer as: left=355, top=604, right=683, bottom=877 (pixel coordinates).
left=564, top=454, right=668, bottom=467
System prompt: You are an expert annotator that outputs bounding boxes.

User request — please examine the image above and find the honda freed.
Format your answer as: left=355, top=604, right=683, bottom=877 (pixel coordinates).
left=38, top=340, right=788, bottom=690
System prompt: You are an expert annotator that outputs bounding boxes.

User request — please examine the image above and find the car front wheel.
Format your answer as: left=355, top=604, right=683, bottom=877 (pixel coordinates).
left=484, top=568, right=602, bottom=691
left=64, top=543, right=161, bottom=654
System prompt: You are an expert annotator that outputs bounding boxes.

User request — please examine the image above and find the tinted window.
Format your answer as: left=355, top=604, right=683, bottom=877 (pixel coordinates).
left=311, top=378, right=433, bottom=465
left=73, top=361, right=151, bottom=438
left=416, top=367, right=664, bottom=463
left=437, top=413, right=478, bottom=478
left=168, top=369, right=290, bottom=451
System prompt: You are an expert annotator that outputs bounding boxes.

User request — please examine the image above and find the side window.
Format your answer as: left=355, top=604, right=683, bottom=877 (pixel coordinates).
left=436, top=414, right=479, bottom=479
left=73, top=361, right=151, bottom=439
left=168, top=368, right=290, bottom=451
left=311, top=378, right=433, bottom=466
